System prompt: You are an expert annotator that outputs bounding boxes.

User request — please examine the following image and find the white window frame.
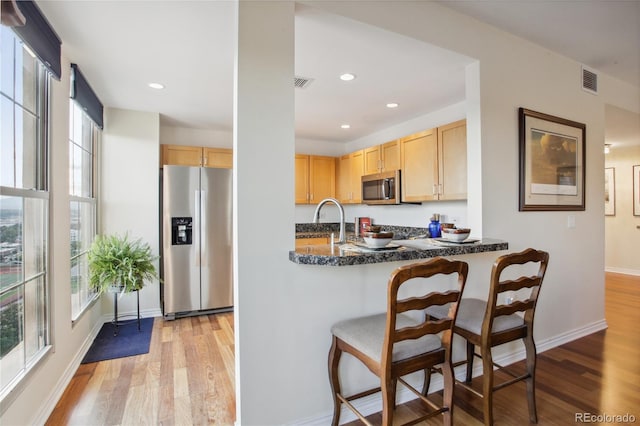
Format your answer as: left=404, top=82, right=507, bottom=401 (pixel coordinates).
left=0, top=26, right=51, bottom=402
left=69, top=101, right=100, bottom=321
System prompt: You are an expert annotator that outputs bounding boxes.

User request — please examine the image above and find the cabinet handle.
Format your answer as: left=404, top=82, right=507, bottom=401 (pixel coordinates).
left=202, top=156, right=207, bottom=166
left=432, top=184, right=438, bottom=196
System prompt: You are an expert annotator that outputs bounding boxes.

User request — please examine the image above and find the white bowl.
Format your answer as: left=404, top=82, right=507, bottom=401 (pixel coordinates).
left=363, top=236, right=393, bottom=248
left=441, top=228, right=470, bottom=242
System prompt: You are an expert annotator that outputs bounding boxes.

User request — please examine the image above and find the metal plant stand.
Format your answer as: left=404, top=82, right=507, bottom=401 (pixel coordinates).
left=112, top=289, right=141, bottom=336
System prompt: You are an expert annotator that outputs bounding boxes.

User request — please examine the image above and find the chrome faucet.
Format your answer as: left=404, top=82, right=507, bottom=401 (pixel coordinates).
left=312, top=198, right=346, bottom=244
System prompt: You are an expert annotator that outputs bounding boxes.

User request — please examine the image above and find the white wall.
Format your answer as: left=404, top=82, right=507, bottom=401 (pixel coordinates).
left=232, top=2, right=638, bottom=424
left=160, top=125, right=232, bottom=148
left=100, top=108, right=161, bottom=316
left=605, top=144, right=640, bottom=274
left=233, top=3, right=296, bottom=424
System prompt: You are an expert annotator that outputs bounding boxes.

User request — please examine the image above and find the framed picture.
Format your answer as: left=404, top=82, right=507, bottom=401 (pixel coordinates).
left=634, top=165, right=640, bottom=216
left=519, top=108, right=586, bottom=211
left=604, top=167, right=615, bottom=216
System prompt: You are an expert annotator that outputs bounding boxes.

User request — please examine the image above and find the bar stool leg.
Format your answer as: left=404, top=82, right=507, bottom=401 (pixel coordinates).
left=466, top=340, right=474, bottom=383
left=482, top=347, right=495, bottom=426
left=524, top=334, right=538, bottom=423
left=328, top=337, right=342, bottom=426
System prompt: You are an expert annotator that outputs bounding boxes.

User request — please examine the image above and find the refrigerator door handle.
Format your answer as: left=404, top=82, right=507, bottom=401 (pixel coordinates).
left=194, top=190, right=201, bottom=267
left=200, top=189, right=207, bottom=266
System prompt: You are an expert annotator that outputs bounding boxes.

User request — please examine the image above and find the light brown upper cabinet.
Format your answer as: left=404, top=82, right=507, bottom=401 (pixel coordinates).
left=161, top=144, right=202, bottom=167
left=203, top=147, right=233, bottom=169
left=295, top=154, right=336, bottom=204
left=436, top=119, right=467, bottom=200
left=161, top=144, right=232, bottom=169
left=336, top=149, right=364, bottom=204
left=400, top=129, right=438, bottom=202
left=363, top=140, right=400, bottom=175
left=399, top=119, right=467, bottom=202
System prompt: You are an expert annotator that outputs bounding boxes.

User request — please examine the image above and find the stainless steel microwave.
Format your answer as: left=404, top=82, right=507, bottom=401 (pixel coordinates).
left=361, top=170, right=401, bottom=205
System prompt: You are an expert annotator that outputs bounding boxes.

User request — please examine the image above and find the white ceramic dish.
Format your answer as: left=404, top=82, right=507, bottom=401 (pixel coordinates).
left=441, top=231, right=470, bottom=242
left=363, top=236, right=393, bottom=248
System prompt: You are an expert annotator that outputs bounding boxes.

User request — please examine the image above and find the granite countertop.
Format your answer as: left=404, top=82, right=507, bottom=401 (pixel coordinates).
left=291, top=223, right=508, bottom=266
left=290, top=238, right=508, bottom=266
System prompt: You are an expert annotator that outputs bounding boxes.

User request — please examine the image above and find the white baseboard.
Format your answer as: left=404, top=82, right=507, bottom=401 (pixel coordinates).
left=32, top=311, right=161, bottom=425
left=291, top=319, right=609, bottom=426
left=605, top=267, right=640, bottom=277
left=32, top=317, right=105, bottom=425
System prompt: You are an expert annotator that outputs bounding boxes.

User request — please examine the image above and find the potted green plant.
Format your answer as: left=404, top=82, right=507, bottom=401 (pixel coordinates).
left=88, top=233, right=159, bottom=295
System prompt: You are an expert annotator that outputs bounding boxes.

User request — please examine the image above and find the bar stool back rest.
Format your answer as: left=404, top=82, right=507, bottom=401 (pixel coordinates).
left=328, top=257, right=468, bottom=426
left=448, top=248, right=549, bottom=425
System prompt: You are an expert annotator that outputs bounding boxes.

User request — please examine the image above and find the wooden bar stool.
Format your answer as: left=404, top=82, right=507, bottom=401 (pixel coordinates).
left=426, top=248, right=549, bottom=425
left=328, top=257, right=468, bottom=425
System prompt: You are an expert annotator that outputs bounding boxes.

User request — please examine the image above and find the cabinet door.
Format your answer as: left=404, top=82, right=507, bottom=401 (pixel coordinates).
left=400, top=129, right=438, bottom=202
left=295, top=154, right=310, bottom=204
left=380, top=140, right=400, bottom=172
left=161, top=145, right=202, bottom=167
left=309, top=155, right=336, bottom=203
left=203, top=147, right=233, bottom=169
left=363, top=146, right=381, bottom=175
left=336, top=154, right=352, bottom=203
left=350, top=150, right=364, bottom=203
left=438, top=119, right=467, bottom=200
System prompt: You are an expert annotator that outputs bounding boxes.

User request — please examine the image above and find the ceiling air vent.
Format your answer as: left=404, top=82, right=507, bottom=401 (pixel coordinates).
left=294, top=76, right=314, bottom=89
left=581, top=66, right=598, bottom=95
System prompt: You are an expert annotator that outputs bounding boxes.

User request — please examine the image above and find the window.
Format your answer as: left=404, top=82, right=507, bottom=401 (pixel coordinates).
left=0, top=25, right=50, bottom=397
left=69, top=101, right=99, bottom=319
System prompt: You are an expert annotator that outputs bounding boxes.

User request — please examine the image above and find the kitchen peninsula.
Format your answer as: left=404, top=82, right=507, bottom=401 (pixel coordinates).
left=290, top=223, right=508, bottom=266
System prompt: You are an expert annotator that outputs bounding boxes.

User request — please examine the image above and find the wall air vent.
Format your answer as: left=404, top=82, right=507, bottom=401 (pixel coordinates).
left=294, top=76, right=314, bottom=89
left=581, top=66, right=598, bottom=95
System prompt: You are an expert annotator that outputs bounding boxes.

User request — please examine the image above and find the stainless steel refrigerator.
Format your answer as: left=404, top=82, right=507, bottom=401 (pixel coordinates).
left=161, top=165, right=233, bottom=319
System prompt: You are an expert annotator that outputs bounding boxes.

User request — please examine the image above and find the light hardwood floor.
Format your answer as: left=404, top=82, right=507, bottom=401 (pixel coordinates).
left=47, top=273, right=639, bottom=425
left=45, top=313, right=235, bottom=426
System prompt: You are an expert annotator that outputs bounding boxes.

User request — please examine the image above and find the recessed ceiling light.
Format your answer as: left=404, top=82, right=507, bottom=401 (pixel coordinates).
left=341, top=124, right=351, bottom=129
left=148, top=82, right=165, bottom=89
left=386, top=102, right=399, bottom=108
left=339, top=73, right=356, bottom=81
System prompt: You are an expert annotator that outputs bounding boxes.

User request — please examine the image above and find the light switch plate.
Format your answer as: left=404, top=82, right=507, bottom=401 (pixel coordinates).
left=567, top=214, right=576, bottom=228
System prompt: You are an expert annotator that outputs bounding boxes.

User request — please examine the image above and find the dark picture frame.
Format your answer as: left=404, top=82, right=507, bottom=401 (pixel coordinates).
left=604, top=167, right=615, bottom=216
left=519, top=108, right=586, bottom=211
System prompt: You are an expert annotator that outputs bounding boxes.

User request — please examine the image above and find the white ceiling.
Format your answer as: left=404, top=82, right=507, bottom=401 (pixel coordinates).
left=36, top=0, right=639, bottom=145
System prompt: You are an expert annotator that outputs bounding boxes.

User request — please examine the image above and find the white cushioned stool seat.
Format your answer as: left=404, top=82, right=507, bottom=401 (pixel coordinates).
left=425, top=298, right=524, bottom=335
left=331, top=313, right=443, bottom=363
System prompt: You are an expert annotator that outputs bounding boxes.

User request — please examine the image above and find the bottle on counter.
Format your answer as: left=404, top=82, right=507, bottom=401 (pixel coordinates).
left=428, top=214, right=441, bottom=238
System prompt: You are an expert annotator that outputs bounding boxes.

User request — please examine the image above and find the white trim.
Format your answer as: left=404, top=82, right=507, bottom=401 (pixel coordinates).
left=30, top=318, right=103, bottom=425
left=31, top=312, right=162, bottom=425
left=605, top=267, right=640, bottom=277
left=290, top=319, right=608, bottom=426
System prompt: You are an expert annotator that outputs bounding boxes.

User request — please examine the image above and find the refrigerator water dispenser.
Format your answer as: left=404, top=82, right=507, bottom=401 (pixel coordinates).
left=171, top=217, right=193, bottom=245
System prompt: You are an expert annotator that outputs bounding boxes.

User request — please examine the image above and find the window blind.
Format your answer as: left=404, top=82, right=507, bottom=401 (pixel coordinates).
left=14, top=0, right=62, bottom=80
left=71, top=63, right=104, bottom=129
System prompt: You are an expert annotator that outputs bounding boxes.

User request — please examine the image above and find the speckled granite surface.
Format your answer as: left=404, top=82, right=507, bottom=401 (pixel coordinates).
left=292, top=223, right=508, bottom=266
left=294, top=223, right=429, bottom=240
